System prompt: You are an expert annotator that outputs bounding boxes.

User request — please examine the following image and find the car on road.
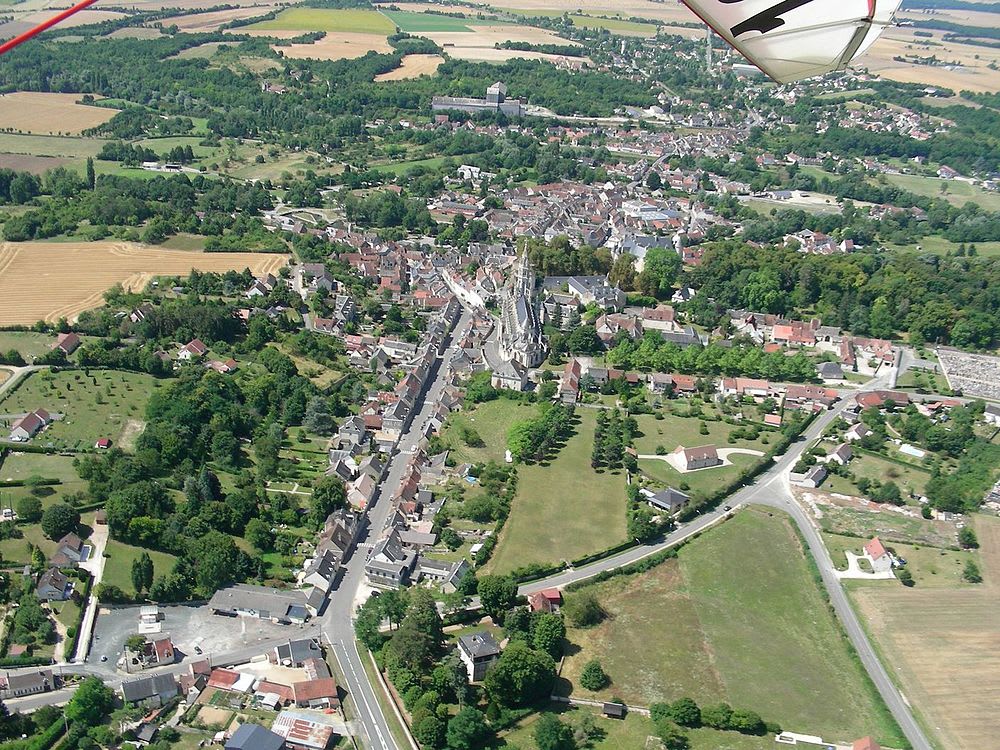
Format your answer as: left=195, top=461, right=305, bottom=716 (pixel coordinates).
left=100, top=655, right=108, bottom=662
left=724, top=505, right=732, bottom=511
left=194, top=646, right=203, bottom=655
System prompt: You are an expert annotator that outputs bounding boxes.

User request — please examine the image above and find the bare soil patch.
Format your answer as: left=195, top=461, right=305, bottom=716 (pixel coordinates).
left=22, top=9, right=127, bottom=27
left=0, top=93, right=118, bottom=135
left=375, top=53, right=444, bottom=80
left=0, top=242, right=287, bottom=325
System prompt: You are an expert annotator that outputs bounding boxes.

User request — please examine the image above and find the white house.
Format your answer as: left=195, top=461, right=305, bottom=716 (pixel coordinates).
left=864, top=537, right=893, bottom=573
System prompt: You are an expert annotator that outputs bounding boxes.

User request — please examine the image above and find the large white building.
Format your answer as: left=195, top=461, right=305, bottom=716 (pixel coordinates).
left=497, top=253, right=545, bottom=368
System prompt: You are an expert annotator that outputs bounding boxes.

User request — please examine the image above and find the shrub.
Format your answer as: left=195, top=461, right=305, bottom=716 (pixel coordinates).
left=562, top=592, right=604, bottom=627
left=579, top=659, right=609, bottom=691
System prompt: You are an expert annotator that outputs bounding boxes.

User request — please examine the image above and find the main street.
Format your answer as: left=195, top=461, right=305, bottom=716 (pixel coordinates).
left=318, top=306, right=473, bottom=750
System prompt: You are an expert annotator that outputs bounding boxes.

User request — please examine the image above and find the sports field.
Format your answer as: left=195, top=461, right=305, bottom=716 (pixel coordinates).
left=0, top=242, right=287, bottom=325
left=850, top=515, right=1000, bottom=750
left=559, top=508, right=904, bottom=746
left=0, top=93, right=119, bottom=136
left=483, top=408, right=628, bottom=574
left=0, top=369, right=158, bottom=449
left=247, top=7, right=396, bottom=34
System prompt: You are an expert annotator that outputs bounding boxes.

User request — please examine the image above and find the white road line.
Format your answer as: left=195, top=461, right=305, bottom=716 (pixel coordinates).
left=332, top=639, right=389, bottom=750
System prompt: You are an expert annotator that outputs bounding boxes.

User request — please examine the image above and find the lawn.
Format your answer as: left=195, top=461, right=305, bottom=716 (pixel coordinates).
left=883, top=171, right=1000, bottom=212
left=0, top=369, right=158, bottom=450
left=374, top=156, right=449, bottom=175
left=895, top=366, right=951, bottom=392
left=101, top=540, right=178, bottom=596
left=821, top=452, right=931, bottom=498
left=483, top=408, right=627, bottom=574
left=632, top=410, right=768, bottom=455
left=382, top=10, right=472, bottom=32
left=827, top=533, right=974, bottom=587
left=558, top=508, right=904, bottom=746
left=0, top=522, right=58, bottom=565
left=888, top=233, right=1000, bottom=258
left=501, top=705, right=779, bottom=750
left=638, top=451, right=759, bottom=500
left=247, top=8, right=396, bottom=33
left=0, top=331, right=62, bottom=359
left=439, top=399, right=536, bottom=464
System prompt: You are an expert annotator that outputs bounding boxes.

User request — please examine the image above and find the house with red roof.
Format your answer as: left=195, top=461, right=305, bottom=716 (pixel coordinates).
left=852, top=736, right=881, bottom=750
left=177, top=339, right=208, bottom=361
left=863, top=537, right=893, bottom=573
left=527, top=589, right=562, bottom=614
left=53, top=332, right=81, bottom=355
left=9, top=409, right=51, bottom=442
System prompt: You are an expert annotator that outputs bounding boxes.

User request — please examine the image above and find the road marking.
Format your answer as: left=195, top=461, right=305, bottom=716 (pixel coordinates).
left=331, top=638, right=390, bottom=750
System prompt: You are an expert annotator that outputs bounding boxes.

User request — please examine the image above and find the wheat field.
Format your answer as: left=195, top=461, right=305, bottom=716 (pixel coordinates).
left=0, top=242, right=288, bottom=325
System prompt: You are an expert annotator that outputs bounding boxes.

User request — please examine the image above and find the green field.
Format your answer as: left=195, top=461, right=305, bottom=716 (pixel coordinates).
left=0, top=331, right=62, bottom=359
left=439, top=399, right=536, bottom=464
left=484, top=408, right=627, bottom=574
left=247, top=8, right=396, bottom=33
left=820, top=452, right=931, bottom=499
left=638, top=451, right=759, bottom=499
left=883, top=172, right=1000, bottom=212
left=632, top=411, right=767, bottom=455
left=101, top=540, right=178, bottom=596
left=502, top=705, right=778, bottom=750
left=558, top=508, right=904, bottom=745
left=381, top=9, right=472, bottom=32
left=895, top=366, right=951, bottom=392
left=0, top=369, right=158, bottom=450
left=374, top=156, right=449, bottom=175
left=887, top=233, right=1000, bottom=258
left=135, top=136, right=219, bottom=160
left=0, top=133, right=105, bottom=158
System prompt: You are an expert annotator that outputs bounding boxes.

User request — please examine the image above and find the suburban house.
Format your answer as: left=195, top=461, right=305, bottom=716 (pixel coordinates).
left=559, top=359, right=581, bottom=404
left=457, top=631, right=502, bottom=682
left=226, top=723, right=286, bottom=750
left=0, top=669, right=55, bottom=698
left=9, top=409, right=51, bottom=442
left=50, top=532, right=86, bottom=567
left=720, top=377, right=771, bottom=400
left=647, top=373, right=675, bottom=395
left=177, top=339, right=208, bottom=361
left=53, top=332, right=81, bottom=355
left=415, top=557, right=470, bottom=593
left=984, top=403, right=1000, bottom=426
left=784, top=384, right=838, bottom=410
left=527, top=589, right=562, bottom=614
left=795, top=464, right=827, bottom=488
left=364, top=528, right=416, bottom=589
left=35, top=568, right=71, bottom=601
left=844, top=423, right=871, bottom=442
left=491, top=359, right=527, bottom=391
left=120, top=673, right=178, bottom=706
left=644, top=486, right=691, bottom=515
left=864, top=537, right=893, bottom=573
left=855, top=390, right=909, bottom=410
left=827, top=443, right=853, bottom=466
left=674, top=444, right=721, bottom=471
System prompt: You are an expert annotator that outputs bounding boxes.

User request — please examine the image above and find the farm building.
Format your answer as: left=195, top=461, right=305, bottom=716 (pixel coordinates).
left=8, top=409, right=51, bottom=442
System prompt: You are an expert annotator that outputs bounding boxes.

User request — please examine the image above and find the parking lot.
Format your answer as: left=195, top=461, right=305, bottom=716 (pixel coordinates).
left=89, top=602, right=316, bottom=671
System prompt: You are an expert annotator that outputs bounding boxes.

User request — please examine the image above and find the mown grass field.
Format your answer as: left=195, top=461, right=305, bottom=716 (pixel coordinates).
left=101, top=539, right=179, bottom=596
left=483, top=408, right=627, bottom=574
left=0, top=331, right=61, bottom=359
left=638, top=451, right=758, bottom=499
left=0, top=369, right=158, bottom=449
left=382, top=9, right=472, bottom=31
left=439, top=398, right=536, bottom=464
left=558, top=508, right=904, bottom=745
left=501, top=704, right=778, bottom=750
left=848, top=515, right=1000, bottom=750
left=0, top=133, right=105, bottom=158
left=248, top=7, right=396, bottom=33
left=820, top=452, right=931, bottom=498
left=828, top=533, right=973, bottom=586
left=883, top=171, right=1000, bottom=212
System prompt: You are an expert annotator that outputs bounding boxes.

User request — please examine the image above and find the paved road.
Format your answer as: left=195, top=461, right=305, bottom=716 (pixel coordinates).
left=319, top=307, right=472, bottom=750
